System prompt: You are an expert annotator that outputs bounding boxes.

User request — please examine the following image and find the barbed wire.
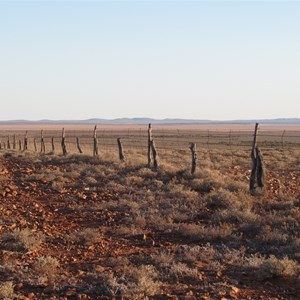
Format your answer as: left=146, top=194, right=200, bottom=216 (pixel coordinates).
left=1, top=129, right=300, bottom=154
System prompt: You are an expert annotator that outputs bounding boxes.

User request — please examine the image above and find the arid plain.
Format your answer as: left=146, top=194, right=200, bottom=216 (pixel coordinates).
left=0, top=123, right=299, bottom=299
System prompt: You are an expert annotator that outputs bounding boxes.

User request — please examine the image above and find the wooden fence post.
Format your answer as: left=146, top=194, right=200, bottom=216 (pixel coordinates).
left=93, top=125, right=98, bottom=157
left=147, top=123, right=152, bottom=168
left=150, top=140, right=158, bottom=170
left=13, top=135, right=16, bottom=150
left=207, top=130, right=210, bottom=150
left=7, top=136, right=10, bottom=149
left=61, top=128, right=67, bottom=156
left=251, top=123, right=259, bottom=158
left=189, top=143, right=197, bottom=174
left=19, top=140, right=22, bottom=151
left=51, top=137, right=55, bottom=153
left=250, top=123, right=259, bottom=194
left=76, top=137, right=83, bottom=154
left=281, top=130, right=286, bottom=149
left=33, top=138, right=37, bottom=152
left=117, top=138, right=125, bottom=161
left=249, top=123, right=266, bottom=194
left=256, top=147, right=265, bottom=188
left=41, top=130, right=46, bottom=153
left=23, top=131, right=28, bottom=151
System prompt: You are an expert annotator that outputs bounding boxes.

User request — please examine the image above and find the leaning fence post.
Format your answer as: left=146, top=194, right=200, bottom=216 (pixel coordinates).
left=147, top=123, right=152, bottom=168
left=41, top=130, right=46, bottom=153
left=93, top=125, right=98, bottom=157
left=189, top=143, right=197, bottom=174
left=61, top=128, right=67, bottom=156
left=23, top=131, right=28, bottom=151
left=76, top=137, right=83, bottom=154
left=7, top=136, right=10, bottom=149
left=117, top=138, right=125, bottom=161
left=251, top=123, right=259, bottom=159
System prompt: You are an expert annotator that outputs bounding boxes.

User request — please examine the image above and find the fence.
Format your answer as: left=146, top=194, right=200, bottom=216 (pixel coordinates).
left=0, top=126, right=299, bottom=156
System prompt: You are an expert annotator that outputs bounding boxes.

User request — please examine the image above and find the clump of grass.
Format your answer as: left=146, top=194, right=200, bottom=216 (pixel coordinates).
left=151, top=250, right=174, bottom=268
left=190, top=176, right=223, bottom=193
left=205, top=188, right=241, bottom=210
left=169, top=262, right=199, bottom=281
left=1, top=228, right=44, bottom=252
left=70, top=228, right=103, bottom=245
left=258, top=255, right=299, bottom=279
left=33, top=256, right=60, bottom=284
left=177, top=223, right=233, bottom=242
left=0, top=281, right=15, bottom=299
left=101, top=265, right=160, bottom=299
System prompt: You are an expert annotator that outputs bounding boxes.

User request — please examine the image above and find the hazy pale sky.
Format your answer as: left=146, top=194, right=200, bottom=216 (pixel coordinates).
left=0, top=0, right=299, bottom=121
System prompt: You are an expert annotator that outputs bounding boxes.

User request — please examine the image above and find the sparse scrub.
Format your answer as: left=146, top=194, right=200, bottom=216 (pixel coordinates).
left=33, top=256, right=60, bottom=284
left=1, top=228, right=44, bottom=252
left=100, top=265, right=160, bottom=299
left=70, top=228, right=103, bottom=245
left=0, top=129, right=299, bottom=299
left=0, top=281, right=15, bottom=299
left=258, top=255, right=299, bottom=279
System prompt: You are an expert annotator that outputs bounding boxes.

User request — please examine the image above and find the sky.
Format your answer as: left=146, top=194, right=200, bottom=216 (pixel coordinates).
left=0, top=0, right=299, bottom=121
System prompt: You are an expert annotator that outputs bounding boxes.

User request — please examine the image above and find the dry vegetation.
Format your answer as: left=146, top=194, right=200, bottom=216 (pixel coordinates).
left=0, top=139, right=299, bottom=299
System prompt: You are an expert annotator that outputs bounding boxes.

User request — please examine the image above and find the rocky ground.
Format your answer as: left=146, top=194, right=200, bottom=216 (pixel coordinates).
left=0, top=150, right=299, bottom=299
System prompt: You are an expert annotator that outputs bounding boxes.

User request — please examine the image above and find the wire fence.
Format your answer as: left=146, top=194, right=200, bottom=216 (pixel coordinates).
left=0, top=127, right=300, bottom=156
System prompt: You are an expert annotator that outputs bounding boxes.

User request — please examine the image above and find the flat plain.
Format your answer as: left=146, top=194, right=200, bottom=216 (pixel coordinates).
left=0, top=124, right=299, bottom=299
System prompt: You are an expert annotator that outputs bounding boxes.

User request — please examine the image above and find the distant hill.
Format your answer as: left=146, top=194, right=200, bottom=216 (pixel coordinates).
left=0, top=118, right=300, bottom=125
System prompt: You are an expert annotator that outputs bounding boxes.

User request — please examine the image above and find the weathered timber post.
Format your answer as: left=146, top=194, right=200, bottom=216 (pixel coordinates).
left=93, top=125, right=98, bottom=157
left=51, top=137, right=55, bottom=153
left=23, top=131, right=28, bottom=151
left=13, top=135, right=16, bottom=150
left=40, top=130, right=46, bottom=153
left=117, top=138, right=125, bottom=161
left=189, top=143, right=197, bottom=174
left=249, top=123, right=266, bottom=194
left=250, top=152, right=258, bottom=194
left=256, top=147, right=265, bottom=188
left=7, top=136, right=11, bottom=149
left=61, top=128, right=67, bottom=156
left=19, top=140, right=22, bottom=151
left=250, top=123, right=259, bottom=194
left=33, top=138, right=37, bottom=152
left=0, top=142, right=2, bottom=150
left=252, top=123, right=259, bottom=156
left=76, top=137, right=83, bottom=154
left=207, top=130, right=210, bottom=150
left=150, top=140, right=158, bottom=170
left=147, top=123, right=152, bottom=168
left=281, top=130, right=286, bottom=149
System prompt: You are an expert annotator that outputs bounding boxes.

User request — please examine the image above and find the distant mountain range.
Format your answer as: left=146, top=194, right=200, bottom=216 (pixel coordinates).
left=0, top=118, right=300, bottom=125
